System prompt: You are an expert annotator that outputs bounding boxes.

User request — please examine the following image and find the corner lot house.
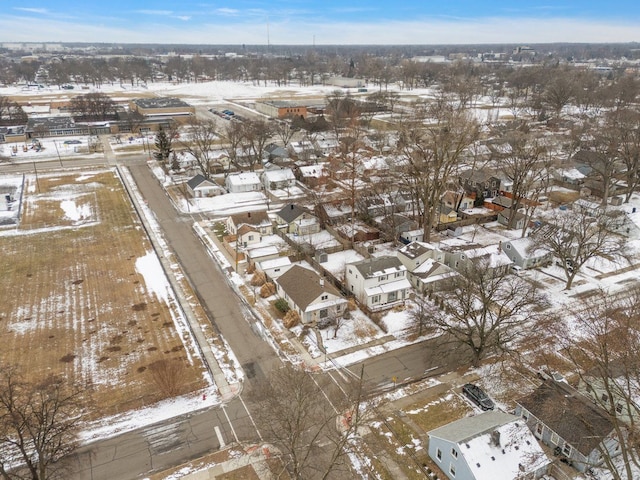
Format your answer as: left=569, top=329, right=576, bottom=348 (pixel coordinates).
left=276, top=265, right=348, bottom=324
left=428, top=410, right=550, bottom=480
left=516, top=380, right=620, bottom=473
left=345, top=256, right=410, bottom=311
left=186, top=174, right=225, bottom=198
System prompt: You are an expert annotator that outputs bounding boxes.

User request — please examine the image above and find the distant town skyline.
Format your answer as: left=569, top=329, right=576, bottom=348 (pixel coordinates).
left=1, top=1, right=639, bottom=45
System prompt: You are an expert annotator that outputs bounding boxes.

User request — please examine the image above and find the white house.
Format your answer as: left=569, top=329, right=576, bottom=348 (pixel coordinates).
left=428, top=410, right=550, bottom=480
left=276, top=265, right=349, bottom=324
left=345, top=256, right=411, bottom=310
left=226, top=211, right=272, bottom=236
left=261, top=168, right=296, bottom=191
left=186, top=174, right=226, bottom=198
left=225, top=172, right=262, bottom=193
left=275, top=204, right=321, bottom=235
left=502, top=237, right=552, bottom=270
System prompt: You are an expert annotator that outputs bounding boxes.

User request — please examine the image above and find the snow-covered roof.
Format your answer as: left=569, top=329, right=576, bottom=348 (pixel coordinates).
left=429, top=411, right=550, bottom=480
left=226, top=172, right=261, bottom=186
left=298, top=164, right=326, bottom=178
left=262, top=168, right=295, bottom=182
left=258, top=256, right=292, bottom=270
left=365, top=278, right=411, bottom=296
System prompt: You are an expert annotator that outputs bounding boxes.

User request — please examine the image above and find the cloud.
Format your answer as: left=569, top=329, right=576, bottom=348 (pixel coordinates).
left=13, top=7, right=49, bottom=14
left=215, top=8, right=240, bottom=16
left=175, top=16, right=192, bottom=21
left=135, top=10, right=174, bottom=16
left=0, top=14, right=638, bottom=45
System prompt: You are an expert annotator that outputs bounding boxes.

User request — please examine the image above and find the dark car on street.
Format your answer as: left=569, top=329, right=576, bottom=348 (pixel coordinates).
left=462, top=383, right=495, bottom=410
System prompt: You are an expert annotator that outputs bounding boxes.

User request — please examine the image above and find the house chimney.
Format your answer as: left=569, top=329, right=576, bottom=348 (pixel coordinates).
left=491, top=430, right=501, bottom=447
left=319, top=278, right=325, bottom=287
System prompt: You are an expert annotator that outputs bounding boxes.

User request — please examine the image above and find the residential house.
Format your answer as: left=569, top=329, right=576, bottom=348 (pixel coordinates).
left=428, top=410, right=550, bottom=480
left=225, top=172, right=262, bottom=193
left=276, top=264, right=348, bottom=324
left=236, top=225, right=261, bottom=248
left=226, top=211, right=272, bottom=236
left=275, top=204, right=321, bottom=236
left=345, top=256, right=411, bottom=310
left=502, top=237, right=552, bottom=270
left=398, top=242, right=454, bottom=294
left=441, top=190, right=475, bottom=212
left=261, top=168, right=296, bottom=191
left=460, top=169, right=501, bottom=200
left=295, top=163, right=328, bottom=188
left=186, top=174, right=225, bottom=198
left=264, top=143, right=290, bottom=164
left=578, top=361, right=640, bottom=426
left=516, top=380, right=620, bottom=473
left=439, top=239, right=512, bottom=274
left=497, top=208, right=528, bottom=231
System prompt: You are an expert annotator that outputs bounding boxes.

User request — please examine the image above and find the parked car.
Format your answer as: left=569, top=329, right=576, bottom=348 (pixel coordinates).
left=462, top=383, right=494, bottom=410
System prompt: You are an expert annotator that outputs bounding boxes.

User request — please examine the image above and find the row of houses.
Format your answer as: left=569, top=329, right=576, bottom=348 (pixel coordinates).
left=224, top=201, right=557, bottom=321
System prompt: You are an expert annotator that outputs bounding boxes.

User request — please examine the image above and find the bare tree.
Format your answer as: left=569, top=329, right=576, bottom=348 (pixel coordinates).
left=562, top=289, right=640, bottom=479
left=398, top=101, right=480, bottom=242
left=0, top=97, right=28, bottom=126
left=430, top=259, right=545, bottom=366
left=221, top=120, right=245, bottom=174
left=607, top=108, right=640, bottom=203
left=0, top=365, right=85, bottom=480
left=274, top=119, right=295, bottom=147
left=242, top=119, right=273, bottom=171
left=247, top=365, right=367, bottom=480
left=69, top=92, right=116, bottom=121
left=530, top=203, right=626, bottom=290
left=490, top=126, right=552, bottom=233
left=178, top=118, right=219, bottom=179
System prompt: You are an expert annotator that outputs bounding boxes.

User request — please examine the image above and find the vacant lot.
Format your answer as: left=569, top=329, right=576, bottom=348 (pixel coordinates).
left=0, top=169, right=207, bottom=417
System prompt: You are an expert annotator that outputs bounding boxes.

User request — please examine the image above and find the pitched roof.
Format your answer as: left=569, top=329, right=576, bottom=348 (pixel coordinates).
left=430, top=411, right=550, bottom=480
left=187, top=174, right=214, bottom=190
left=276, top=204, right=310, bottom=224
left=229, top=211, right=271, bottom=228
left=398, top=241, right=435, bottom=261
left=276, top=265, right=343, bottom=311
left=350, top=255, right=405, bottom=278
left=517, top=380, right=615, bottom=456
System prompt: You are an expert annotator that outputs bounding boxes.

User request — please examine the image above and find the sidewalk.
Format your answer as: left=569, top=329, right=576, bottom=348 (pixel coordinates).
left=116, top=166, right=241, bottom=402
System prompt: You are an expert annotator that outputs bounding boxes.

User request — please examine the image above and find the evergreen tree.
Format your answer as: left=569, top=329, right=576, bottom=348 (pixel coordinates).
left=153, top=126, right=172, bottom=162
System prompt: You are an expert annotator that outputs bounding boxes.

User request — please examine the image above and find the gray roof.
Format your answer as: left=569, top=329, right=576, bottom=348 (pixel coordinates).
left=276, top=204, right=310, bottom=224
left=276, top=265, right=342, bottom=311
left=517, top=380, right=614, bottom=456
left=351, top=256, right=404, bottom=278
left=398, top=241, right=434, bottom=260
left=27, top=115, right=76, bottom=130
left=132, top=97, right=192, bottom=109
left=186, top=174, right=211, bottom=190
left=429, top=411, right=518, bottom=443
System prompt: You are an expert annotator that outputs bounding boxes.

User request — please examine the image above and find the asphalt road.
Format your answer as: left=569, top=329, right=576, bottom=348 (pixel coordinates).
left=5, top=156, right=471, bottom=479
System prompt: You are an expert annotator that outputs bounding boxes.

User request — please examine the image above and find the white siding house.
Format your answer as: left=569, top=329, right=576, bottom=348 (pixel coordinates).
left=345, top=256, right=410, bottom=311
left=225, top=172, right=262, bottom=193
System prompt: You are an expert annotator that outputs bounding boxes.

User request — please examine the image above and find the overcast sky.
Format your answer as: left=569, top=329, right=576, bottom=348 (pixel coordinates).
left=1, top=1, right=639, bottom=45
